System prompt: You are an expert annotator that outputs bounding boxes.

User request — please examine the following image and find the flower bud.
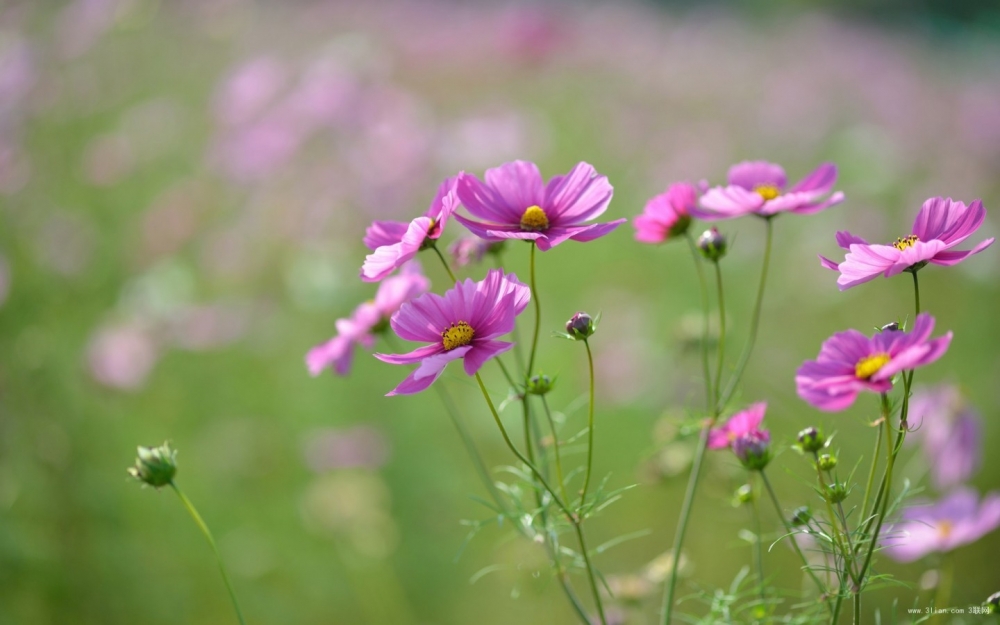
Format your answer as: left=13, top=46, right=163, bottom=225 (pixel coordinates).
left=790, top=506, right=812, bottom=527
left=526, top=373, right=555, bottom=396
left=880, top=321, right=899, bottom=333
left=986, top=591, right=999, bottom=613
left=735, top=484, right=754, bottom=504
left=696, top=227, right=727, bottom=262
left=827, top=482, right=848, bottom=504
left=796, top=427, right=825, bottom=453
left=817, top=453, right=838, bottom=471
left=565, top=312, right=596, bottom=340
left=128, top=442, right=177, bottom=488
left=733, top=430, right=771, bottom=471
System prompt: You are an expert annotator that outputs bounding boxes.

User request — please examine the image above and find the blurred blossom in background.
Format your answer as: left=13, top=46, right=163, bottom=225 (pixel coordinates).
left=0, top=0, right=998, bottom=623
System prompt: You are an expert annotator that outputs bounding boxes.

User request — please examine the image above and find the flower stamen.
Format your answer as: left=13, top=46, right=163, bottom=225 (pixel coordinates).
left=855, top=353, right=891, bottom=380
left=937, top=520, right=953, bottom=539
left=754, top=184, right=781, bottom=201
left=892, top=234, right=919, bottom=251
left=442, top=321, right=475, bottom=351
left=520, top=205, right=549, bottom=231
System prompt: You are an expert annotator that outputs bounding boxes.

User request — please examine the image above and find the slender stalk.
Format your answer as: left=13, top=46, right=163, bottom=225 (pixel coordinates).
left=494, top=250, right=527, bottom=375
left=855, top=396, right=898, bottom=592
left=760, top=471, right=830, bottom=605
left=580, top=339, right=596, bottom=509
left=935, top=554, right=952, bottom=611
left=853, top=592, right=860, bottom=625
left=831, top=592, right=843, bottom=624
left=749, top=478, right=765, bottom=606
left=526, top=241, right=542, bottom=377
left=911, top=269, right=921, bottom=316
left=718, top=216, right=774, bottom=410
left=813, top=452, right=857, bottom=585
left=712, top=261, right=726, bottom=406
left=685, top=232, right=713, bottom=409
left=859, top=424, right=883, bottom=528
left=430, top=244, right=458, bottom=283
left=474, top=373, right=607, bottom=625
left=170, top=483, right=246, bottom=625
left=541, top=396, right=570, bottom=506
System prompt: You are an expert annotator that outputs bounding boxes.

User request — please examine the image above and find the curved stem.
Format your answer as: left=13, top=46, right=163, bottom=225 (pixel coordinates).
left=859, top=424, right=883, bottom=529
left=430, top=244, right=458, bottom=283
left=813, top=452, right=857, bottom=586
left=686, top=232, right=713, bottom=410
left=718, top=216, right=774, bottom=410
left=526, top=241, right=542, bottom=377
left=855, top=395, right=898, bottom=591
left=541, top=396, right=570, bottom=506
left=170, top=483, right=246, bottom=625
left=760, top=471, right=830, bottom=607
left=580, top=340, right=596, bottom=510
left=474, top=373, right=607, bottom=624
left=712, top=261, right=726, bottom=408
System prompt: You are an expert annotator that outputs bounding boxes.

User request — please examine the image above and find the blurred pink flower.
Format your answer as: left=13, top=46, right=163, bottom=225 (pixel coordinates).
left=819, top=197, right=994, bottom=290
left=884, top=488, right=1000, bottom=563
left=708, top=402, right=767, bottom=450
left=212, top=57, right=287, bottom=127
left=55, top=0, right=119, bottom=59
left=448, top=236, right=492, bottom=267
left=303, top=426, right=390, bottom=472
left=693, top=161, right=843, bottom=220
left=634, top=182, right=697, bottom=244
left=908, top=385, right=982, bottom=489
left=87, top=322, right=159, bottom=390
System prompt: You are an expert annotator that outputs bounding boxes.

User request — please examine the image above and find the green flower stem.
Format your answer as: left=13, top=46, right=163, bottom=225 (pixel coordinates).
left=579, top=339, right=596, bottom=510
left=712, top=260, right=726, bottom=407
left=911, top=269, right=921, bottom=316
left=853, top=593, right=860, bottom=625
left=813, top=453, right=857, bottom=586
left=685, top=231, right=713, bottom=409
left=170, top=483, right=246, bottom=625
left=430, top=244, right=458, bottom=283
left=759, top=470, right=830, bottom=608
left=493, top=250, right=527, bottom=375
left=749, top=478, right=765, bottom=606
left=718, top=216, right=774, bottom=411
left=831, top=592, right=844, bottom=624
left=526, top=241, right=542, bottom=378
left=935, top=554, right=952, bottom=611
left=541, top=395, right=570, bottom=506
left=475, top=373, right=607, bottom=625
left=859, top=423, right=883, bottom=530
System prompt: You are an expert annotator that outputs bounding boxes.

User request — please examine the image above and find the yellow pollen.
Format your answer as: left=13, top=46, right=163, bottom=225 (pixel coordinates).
left=892, top=234, right=919, bottom=251
left=754, top=184, right=781, bottom=201
left=937, top=520, right=953, bottom=539
left=855, top=353, right=891, bottom=380
left=442, top=321, right=475, bottom=351
left=520, top=205, right=549, bottom=231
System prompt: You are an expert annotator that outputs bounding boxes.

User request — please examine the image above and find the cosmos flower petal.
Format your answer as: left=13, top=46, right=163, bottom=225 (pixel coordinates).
left=360, top=217, right=432, bottom=282
left=544, top=162, right=614, bottom=223
left=306, top=335, right=354, bottom=376
left=385, top=347, right=470, bottom=396
left=456, top=171, right=522, bottom=224
left=930, top=237, right=995, bottom=266
left=363, top=220, right=410, bottom=251
left=789, top=162, right=837, bottom=195
left=483, top=160, right=545, bottom=218
left=727, top=161, right=786, bottom=190
left=691, top=185, right=764, bottom=220
left=374, top=343, right=445, bottom=365
left=463, top=340, right=514, bottom=376
left=374, top=261, right=431, bottom=315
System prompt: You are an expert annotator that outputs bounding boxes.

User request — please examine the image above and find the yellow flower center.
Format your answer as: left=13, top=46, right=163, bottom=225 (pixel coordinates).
left=441, top=321, right=475, bottom=351
left=520, top=205, right=549, bottom=231
left=855, top=353, right=891, bottom=380
left=937, top=520, right=953, bottom=539
left=754, top=184, right=781, bottom=201
left=892, top=235, right=918, bottom=251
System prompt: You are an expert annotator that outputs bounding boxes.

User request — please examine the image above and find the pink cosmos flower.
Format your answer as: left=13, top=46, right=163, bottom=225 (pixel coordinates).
left=448, top=236, right=494, bottom=267
left=692, top=161, right=843, bottom=220
left=633, top=182, right=696, bottom=244
left=708, top=402, right=768, bottom=450
left=908, top=385, right=982, bottom=489
left=376, top=269, right=529, bottom=396
left=453, top=161, right=625, bottom=251
left=819, top=197, right=994, bottom=290
left=361, top=176, right=460, bottom=282
left=308, top=262, right=430, bottom=376
left=883, top=488, right=1000, bottom=563
left=796, top=313, right=952, bottom=412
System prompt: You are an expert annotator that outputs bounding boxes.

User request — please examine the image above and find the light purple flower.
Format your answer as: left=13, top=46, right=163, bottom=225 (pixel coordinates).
left=693, top=161, right=843, bottom=220
left=633, top=182, right=696, bottom=244
left=308, top=262, right=430, bottom=376
left=708, top=402, right=768, bottom=450
left=361, top=176, right=460, bottom=282
left=453, top=161, right=624, bottom=251
left=796, top=313, right=952, bottom=412
left=376, top=269, right=529, bottom=396
left=908, top=385, right=982, bottom=489
left=884, top=488, right=1000, bottom=563
left=448, top=236, right=494, bottom=267
left=819, top=197, right=994, bottom=290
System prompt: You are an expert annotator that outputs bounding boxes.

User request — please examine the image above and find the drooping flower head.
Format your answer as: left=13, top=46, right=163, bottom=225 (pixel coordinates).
left=308, top=261, right=430, bottom=376
left=819, top=197, right=994, bottom=290
left=633, top=182, right=697, bottom=244
left=708, top=403, right=771, bottom=471
left=884, top=488, right=1000, bottom=563
left=454, top=160, right=624, bottom=251
left=448, top=235, right=502, bottom=268
left=796, top=314, right=952, bottom=412
left=693, top=161, right=843, bottom=221
left=361, top=176, right=460, bottom=282
left=376, top=269, right=529, bottom=396
left=908, top=385, right=982, bottom=489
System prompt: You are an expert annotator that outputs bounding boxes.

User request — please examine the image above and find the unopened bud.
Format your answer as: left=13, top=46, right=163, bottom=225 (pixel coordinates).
left=827, top=482, right=848, bottom=504
left=128, top=442, right=177, bottom=488
left=733, top=431, right=771, bottom=471
left=790, top=506, right=812, bottom=527
left=565, top=312, right=596, bottom=340
left=526, top=374, right=555, bottom=396
left=817, top=453, right=838, bottom=471
left=696, top=227, right=727, bottom=262
left=986, top=591, right=999, bottom=613
left=880, top=321, right=899, bottom=333
left=796, top=427, right=825, bottom=453
left=735, top=484, right=754, bottom=504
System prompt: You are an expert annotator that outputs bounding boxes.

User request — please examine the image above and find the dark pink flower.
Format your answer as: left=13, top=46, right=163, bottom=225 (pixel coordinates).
left=708, top=402, right=767, bottom=450
left=796, top=314, right=952, bottom=412
left=633, top=182, right=696, bottom=244
left=361, top=176, right=460, bottom=282
left=884, top=488, right=1000, bottom=563
left=819, top=197, right=994, bottom=290
left=376, top=269, right=529, bottom=396
left=308, top=262, right=430, bottom=376
left=908, top=385, right=982, bottom=489
left=453, top=161, right=624, bottom=251
left=693, top=161, right=843, bottom=220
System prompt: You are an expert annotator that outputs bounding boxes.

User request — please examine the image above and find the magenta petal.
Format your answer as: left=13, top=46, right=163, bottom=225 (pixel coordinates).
left=306, top=335, right=354, bottom=376
left=363, top=220, right=410, bottom=251
left=727, top=161, right=786, bottom=191
left=568, top=218, right=626, bottom=242
left=912, top=197, right=985, bottom=246
left=452, top=213, right=512, bottom=242
left=819, top=254, right=840, bottom=271
left=787, top=190, right=845, bottom=215
left=392, top=292, right=452, bottom=342
left=544, top=162, right=614, bottom=224
left=930, top=237, right=995, bottom=266
left=463, top=340, right=514, bottom=376
left=456, top=172, right=522, bottom=224
left=836, top=244, right=900, bottom=290
left=789, top=162, right=837, bottom=195
left=361, top=217, right=431, bottom=282
left=483, top=160, right=545, bottom=219
left=693, top=185, right=763, bottom=220
left=374, top=343, right=444, bottom=365
left=385, top=347, right=470, bottom=396
left=486, top=228, right=545, bottom=242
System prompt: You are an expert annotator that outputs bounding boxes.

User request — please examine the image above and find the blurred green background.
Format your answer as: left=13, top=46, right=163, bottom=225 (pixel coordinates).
left=1, top=1, right=998, bottom=623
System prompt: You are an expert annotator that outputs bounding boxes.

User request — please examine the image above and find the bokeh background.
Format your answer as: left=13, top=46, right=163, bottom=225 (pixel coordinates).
left=1, top=1, right=998, bottom=623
